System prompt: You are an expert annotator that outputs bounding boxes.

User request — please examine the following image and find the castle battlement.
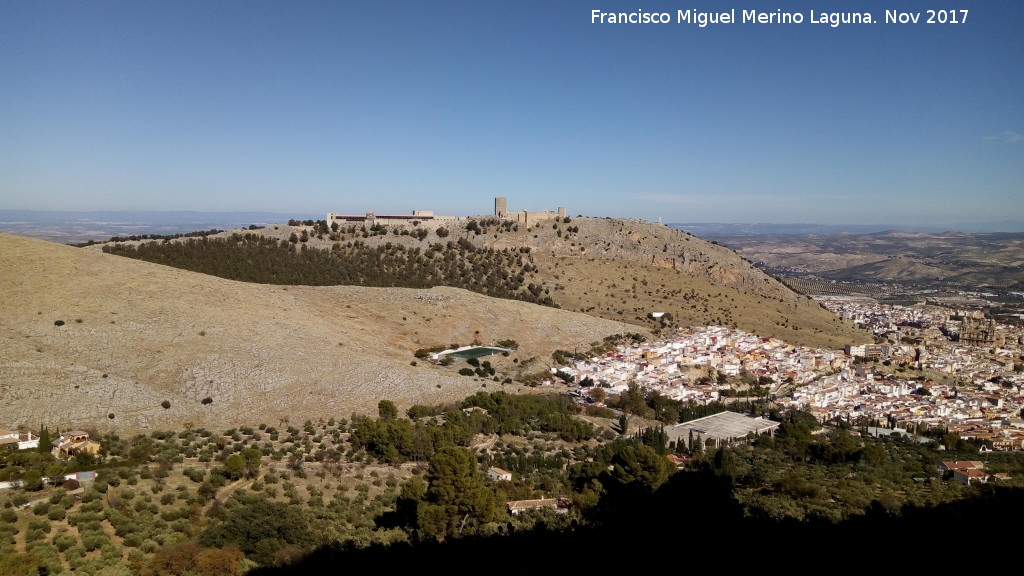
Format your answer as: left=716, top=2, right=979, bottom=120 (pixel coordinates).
left=494, top=197, right=566, bottom=227
left=327, top=197, right=567, bottom=228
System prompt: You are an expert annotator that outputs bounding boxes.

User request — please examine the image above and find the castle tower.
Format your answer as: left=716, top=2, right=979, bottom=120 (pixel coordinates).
left=557, top=206, right=566, bottom=219
left=495, top=197, right=507, bottom=217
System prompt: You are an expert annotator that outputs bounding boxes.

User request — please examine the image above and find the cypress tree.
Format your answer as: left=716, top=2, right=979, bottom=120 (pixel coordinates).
left=37, top=425, right=51, bottom=454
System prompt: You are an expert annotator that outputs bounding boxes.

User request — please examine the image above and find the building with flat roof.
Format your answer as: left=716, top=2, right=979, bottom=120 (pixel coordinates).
left=326, top=210, right=459, bottom=225
left=666, top=411, right=780, bottom=450
left=506, top=498, right=570, bottom=516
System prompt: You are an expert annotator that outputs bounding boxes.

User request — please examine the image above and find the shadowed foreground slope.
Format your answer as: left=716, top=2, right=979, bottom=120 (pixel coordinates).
left=249, top=470, right=1021, bottom=575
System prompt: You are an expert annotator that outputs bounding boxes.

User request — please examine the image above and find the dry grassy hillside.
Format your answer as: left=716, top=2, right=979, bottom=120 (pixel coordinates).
left=143, top=216, right=867, bottom=348
left=0, top=233, right=637, bottom=431
left=507, top=218, right=869, bottom=348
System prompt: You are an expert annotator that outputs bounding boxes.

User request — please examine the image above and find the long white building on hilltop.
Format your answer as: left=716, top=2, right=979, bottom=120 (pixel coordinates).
left=326, top=210, right=460, bottom=225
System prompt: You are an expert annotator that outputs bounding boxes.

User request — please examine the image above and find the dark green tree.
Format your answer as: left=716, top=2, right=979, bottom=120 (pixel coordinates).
left=22, top=469, right=43, bottom=491
left=200, top=494, right=312, bottom=566
left=378, top=399, right=398, bottom=422
left=223, top=454, right=245, bottom=481
left=609, top=444, right=672, bottom=491
left=392, top=476, right=427, bottom=527
left=635, top=425, right=669, bottom=455
left=241, top=448, right=263, bottom=478
left=618, top=382, right=649, bottom=417
left=37, top=425, right=51, bottom=454
left=418, top=446, right=495, bottom=540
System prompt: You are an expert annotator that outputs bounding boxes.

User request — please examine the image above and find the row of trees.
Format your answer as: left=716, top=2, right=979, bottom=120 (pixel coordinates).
left=348, top=393, right=597, bottom=466
left=102, top=234, right=556, bottom=305
left=606, top=382, right=775, bottom=425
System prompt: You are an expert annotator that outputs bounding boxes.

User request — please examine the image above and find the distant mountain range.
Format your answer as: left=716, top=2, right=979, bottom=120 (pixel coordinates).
left=673, top=221, right=1024, bottom=235
left=0, top=210, right=324, bottom=243
left=691, top=228, right=1024, bottom=298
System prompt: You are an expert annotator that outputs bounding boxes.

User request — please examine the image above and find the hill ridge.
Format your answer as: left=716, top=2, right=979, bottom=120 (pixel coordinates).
left=92, top=216, right=866, bottom=348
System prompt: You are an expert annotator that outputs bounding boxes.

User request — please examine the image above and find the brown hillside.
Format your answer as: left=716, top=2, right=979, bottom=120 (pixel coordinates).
left=0, top=233, right=637, bottom=431
left=825, top=256, right=950, bottom=282
left=507, top=218, right=868, bottom=348
left=153, top=216, right=867, bottom=348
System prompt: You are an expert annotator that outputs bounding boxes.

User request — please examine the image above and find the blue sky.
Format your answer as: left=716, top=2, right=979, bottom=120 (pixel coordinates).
left=2, top=1, right=1021, bottom=227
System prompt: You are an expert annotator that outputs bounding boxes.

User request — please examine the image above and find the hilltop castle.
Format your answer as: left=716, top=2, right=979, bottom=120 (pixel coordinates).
left=325, top=197, right=567, bottom=228
left=494, top=197, right=567, bottom=227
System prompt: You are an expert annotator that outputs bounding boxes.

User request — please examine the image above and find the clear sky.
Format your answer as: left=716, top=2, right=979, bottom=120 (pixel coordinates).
left=2, top=1, right=1022, bottom=227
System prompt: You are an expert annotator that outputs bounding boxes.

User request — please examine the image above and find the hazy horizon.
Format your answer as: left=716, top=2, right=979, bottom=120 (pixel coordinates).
left=2, top=209, right=1022, bottom=244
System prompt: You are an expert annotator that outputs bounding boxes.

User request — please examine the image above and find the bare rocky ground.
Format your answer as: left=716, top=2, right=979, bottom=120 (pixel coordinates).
left=0, top=233, right=636, bottom=432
